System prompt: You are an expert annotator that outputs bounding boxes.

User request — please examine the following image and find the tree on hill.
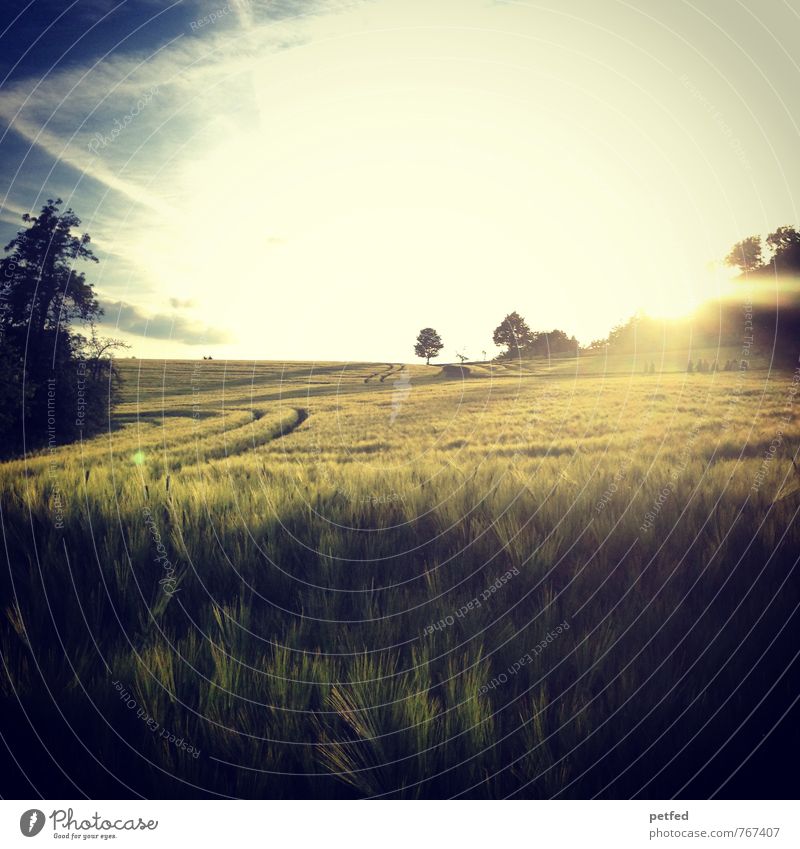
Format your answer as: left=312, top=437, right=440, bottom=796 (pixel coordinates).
left=0, top=199, right=124, bottom=457
left=493, top=311, right=534, bottom=358
left=724, top=226, right=800, bottom=275
left=722, top=226, right=800, bottom=364
left=725, top=236, right=763, bottom=273
left=528, top=328, right=579, bottom=357
left=414, top=327, right=443, bottom=364
left=765, top=226, right=800, bottom=272
left=1, top=200, right=100, bottom=343
left=604, top=313, right=689, bottom=353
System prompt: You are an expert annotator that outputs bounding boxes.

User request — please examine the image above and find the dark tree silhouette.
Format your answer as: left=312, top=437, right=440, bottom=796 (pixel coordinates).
left=1, top=199, right=99, bottom=342
left=0, top=199, right=123, bottom=457
left=414, top=327, right=443, bottom=364
left=724, top=236, right=763, bottom=273
left=80, top=324, right=129, bottom=383
left=724, top=226, right=800, bottom=275
left=766, top=225, right=800, bottom=272
left=528, top=328, right=579, bottom=357
left=492, top=311, right=534, bottom=357
left=721, top=226, right=800, bottom=365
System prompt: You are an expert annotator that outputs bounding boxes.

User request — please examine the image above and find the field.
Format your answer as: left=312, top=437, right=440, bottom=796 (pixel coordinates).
left=1, top=353, right=798, bottom=798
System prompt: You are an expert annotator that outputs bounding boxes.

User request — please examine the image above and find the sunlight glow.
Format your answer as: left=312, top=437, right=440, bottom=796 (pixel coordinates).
left=111, top=0, right=778, bottom=360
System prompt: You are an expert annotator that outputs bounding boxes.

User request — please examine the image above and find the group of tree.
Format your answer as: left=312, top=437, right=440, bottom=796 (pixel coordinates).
left=724, top=225, right=800, bottom=276
left=491, top=312, right=578, bottom=358
left=600, top=313, right=693, bottom=353
left=0, top=199, right=126, bottom=458
left=413, top=313, right=578, bottom=364
left=592, top=227, right=800, bottom=363
left=723, top=226, right=800, bottom=362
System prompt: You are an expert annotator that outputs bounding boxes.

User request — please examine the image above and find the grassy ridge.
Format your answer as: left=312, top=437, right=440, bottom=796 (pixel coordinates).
left=1, top=355, right=798, bottom=798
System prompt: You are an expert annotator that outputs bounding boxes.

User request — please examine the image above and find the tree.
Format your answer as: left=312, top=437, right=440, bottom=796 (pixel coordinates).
left=79, top=323, right=129, bottom=388
left=0, top=199, right=121, bottom=457
left=1, top=199, right=99, bottom=344
left=724, top=236, right=762, bottom=273
left=528, top=328, right=579, bottom=357
left=766, top=225, right=800, bottom=272
left=493, top=311, right=534, bottom=358
left=414, top=327, right=443, bottom=364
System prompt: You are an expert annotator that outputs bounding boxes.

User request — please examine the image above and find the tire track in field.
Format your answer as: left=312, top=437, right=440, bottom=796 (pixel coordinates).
left=379, top=364, right=403, bottom=383
left=275, top=407, right=309, bottom=438
left=144, top=407, right=311, bottom=470
left=364, top=363, right=395, bottom=383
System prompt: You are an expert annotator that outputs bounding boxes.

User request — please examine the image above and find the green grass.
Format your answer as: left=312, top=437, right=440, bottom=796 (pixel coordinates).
left=1, top=353, right=798, bottom=798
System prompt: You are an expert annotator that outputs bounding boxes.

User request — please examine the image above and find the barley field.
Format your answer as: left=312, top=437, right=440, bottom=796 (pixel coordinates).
left=1, top=354, right=798, bottom=798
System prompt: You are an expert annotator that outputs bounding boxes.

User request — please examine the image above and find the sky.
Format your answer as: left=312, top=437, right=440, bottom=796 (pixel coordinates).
left=1, top=0, right=799, bottom=362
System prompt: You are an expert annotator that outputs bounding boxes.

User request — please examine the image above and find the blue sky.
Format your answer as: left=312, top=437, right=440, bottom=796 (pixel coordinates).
left=1, top=0, right=799, bottom=361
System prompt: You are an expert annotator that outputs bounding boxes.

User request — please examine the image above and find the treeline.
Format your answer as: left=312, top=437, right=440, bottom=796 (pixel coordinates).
left=413, top=228, right=800, bottom=367
left=588, top=227, right=800, bottom=362
left=0, top=200, right=125, bottom=459
left=413, top=313, right=578, bottom=364
left=492, top=313, right=579, bottom=359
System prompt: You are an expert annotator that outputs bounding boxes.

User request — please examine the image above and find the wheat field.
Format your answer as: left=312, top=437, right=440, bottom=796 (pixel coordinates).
left=1, top=355, right=798, bottom=798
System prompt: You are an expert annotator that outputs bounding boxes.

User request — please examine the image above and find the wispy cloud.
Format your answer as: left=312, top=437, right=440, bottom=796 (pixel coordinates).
left=0, top=0, right=368, bottom=213
left=0, top=11, right=286, bottom=208
left=101, top=298, right=231, bottom=344
left=0, top=0, right=373, bottom=355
